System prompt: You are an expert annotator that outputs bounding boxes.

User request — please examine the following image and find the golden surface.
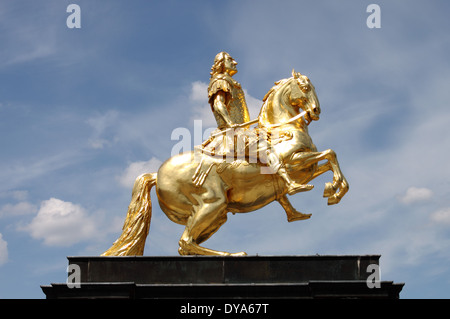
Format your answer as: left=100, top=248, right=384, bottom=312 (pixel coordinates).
left=102, top=53, right=348, bottom=257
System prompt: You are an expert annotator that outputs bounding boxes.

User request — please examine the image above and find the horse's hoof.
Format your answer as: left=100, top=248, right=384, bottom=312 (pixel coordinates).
left=230, top=251, right=247, bottom=257
left=178, top=247, right=190, bottom=256
left=323, top=182, right=335, bottom=197
left=327, top=194, right=340, bottom=205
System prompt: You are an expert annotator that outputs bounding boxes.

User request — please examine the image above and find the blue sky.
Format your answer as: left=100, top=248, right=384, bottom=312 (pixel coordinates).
left=1, top=0, right=450, bottom=298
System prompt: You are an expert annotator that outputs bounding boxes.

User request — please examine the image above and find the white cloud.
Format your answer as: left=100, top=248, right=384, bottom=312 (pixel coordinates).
left=190, top=81, right=208, bottom=103
left=118, top=157, right=162, bottom=188
left=0, top=233, right=8, bottom=266
left=243, top=88, right=263, bottom=121
left=86, top=110, right=120, bottom=149
left=0, top=202, right=37, bottom=218
left=86, top=110, right=119, bottom=133
left=430, top=208, right=450, bottom=225
left=189, top=81, right=216, bottom=127
left=24, top=198, right=97, bottom=247
left=398, top=187, right=433, bottom=204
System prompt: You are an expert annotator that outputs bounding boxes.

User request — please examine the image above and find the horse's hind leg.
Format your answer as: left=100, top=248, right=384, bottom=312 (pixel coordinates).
left=178, top=185, right=246, bottom=256
left=178, top=205, right=246, bottom=256
left=178, top=207, right=226, bottom=256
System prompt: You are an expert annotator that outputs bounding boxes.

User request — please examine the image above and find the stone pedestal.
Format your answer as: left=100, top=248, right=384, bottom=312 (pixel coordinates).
left=41, top=255, right=403, bottom=299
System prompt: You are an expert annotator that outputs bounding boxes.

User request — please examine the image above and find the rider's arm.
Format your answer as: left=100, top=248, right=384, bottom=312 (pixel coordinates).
left=212, top=91, right=234, bottom=128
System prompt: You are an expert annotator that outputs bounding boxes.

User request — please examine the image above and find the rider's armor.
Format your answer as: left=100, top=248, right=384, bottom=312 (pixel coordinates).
left=208, top=73, right=250, bottom=129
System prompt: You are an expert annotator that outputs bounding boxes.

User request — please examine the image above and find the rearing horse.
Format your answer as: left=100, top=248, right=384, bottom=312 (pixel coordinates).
left=102, top=70, right=349, bottom=257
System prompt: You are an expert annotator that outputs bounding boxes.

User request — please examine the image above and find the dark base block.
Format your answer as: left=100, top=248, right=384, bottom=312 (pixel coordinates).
left=41, top=255, right=404, bottom=299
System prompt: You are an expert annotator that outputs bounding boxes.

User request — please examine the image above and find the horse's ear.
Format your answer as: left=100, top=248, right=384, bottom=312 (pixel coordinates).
left=292, top=69, right=298, bottom=78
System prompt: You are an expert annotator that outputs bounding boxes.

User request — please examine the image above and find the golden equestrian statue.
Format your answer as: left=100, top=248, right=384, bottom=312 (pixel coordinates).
left=102, top=52, right=349, bottom=256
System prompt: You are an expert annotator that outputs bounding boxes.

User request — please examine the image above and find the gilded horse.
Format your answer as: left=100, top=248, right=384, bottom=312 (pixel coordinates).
left=102, top=71, right=349, bottom=257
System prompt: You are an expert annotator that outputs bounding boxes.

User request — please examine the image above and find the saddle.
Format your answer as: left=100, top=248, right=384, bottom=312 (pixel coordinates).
left=192, top=126, right=292, bottom=186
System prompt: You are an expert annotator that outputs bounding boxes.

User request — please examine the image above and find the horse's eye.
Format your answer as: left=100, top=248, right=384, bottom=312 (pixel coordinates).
left=301, top=85, right=310, bottom=93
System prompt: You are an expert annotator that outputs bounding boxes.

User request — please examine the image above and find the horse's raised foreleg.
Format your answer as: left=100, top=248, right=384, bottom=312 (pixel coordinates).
left=288, top=149, right=349, bottom=205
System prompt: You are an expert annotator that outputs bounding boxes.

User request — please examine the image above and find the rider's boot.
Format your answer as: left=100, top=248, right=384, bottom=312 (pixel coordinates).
left=265, top=149, right=313, bottom=195
left=277, top=166, right=314, bottom=195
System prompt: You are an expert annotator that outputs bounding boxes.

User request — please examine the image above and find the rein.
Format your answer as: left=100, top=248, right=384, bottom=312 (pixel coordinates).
left=262, top=110, right=308, bottom=129
left=210, top=110, right=308, bottom=138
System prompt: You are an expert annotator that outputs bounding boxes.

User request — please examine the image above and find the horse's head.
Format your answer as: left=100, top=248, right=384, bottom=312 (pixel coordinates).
left=290, top=69, right=321, bottom=124
left=260, top=70, right=321, bottom=128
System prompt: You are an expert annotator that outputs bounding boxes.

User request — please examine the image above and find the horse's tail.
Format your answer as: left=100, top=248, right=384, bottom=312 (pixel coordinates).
left=101, top=173, right=157, bottom=256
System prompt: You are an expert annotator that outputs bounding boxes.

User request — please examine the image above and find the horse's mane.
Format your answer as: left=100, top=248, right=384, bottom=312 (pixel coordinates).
left=262, top=77, right=293, bottom=102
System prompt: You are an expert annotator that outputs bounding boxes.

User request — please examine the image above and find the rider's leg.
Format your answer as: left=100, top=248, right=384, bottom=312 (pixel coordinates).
left=266, top=149, right=313, bottom=195
left=277, top=194, right=311, bottom=222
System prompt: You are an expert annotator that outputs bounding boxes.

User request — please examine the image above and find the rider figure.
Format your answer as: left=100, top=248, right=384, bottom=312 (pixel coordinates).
left=208, top=52, right=311, bottom=195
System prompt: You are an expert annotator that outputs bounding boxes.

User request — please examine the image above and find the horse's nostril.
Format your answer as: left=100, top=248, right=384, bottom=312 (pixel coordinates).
left=312, top=106, right=320, bottom=115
